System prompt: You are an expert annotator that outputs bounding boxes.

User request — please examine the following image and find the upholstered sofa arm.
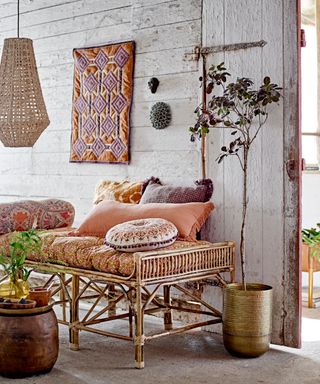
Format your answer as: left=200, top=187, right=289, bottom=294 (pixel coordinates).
left=0, top=199, right=75, bottom=234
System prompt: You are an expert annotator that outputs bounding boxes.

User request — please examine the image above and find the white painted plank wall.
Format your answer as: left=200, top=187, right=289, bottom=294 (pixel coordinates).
left=0, top=0, right=202, bottom=224
left=201, top=0, right=294, bottom=345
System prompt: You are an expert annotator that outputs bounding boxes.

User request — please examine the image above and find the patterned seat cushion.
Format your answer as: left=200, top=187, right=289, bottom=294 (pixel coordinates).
left=0, top=230, right=209, bottom=277
left=0, top=199, right=75, bottom=235
left=105, top=218, right=178, bottom=252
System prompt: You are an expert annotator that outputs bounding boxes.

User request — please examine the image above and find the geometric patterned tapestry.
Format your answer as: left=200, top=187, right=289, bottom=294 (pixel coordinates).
left=70, top=41, right=135, bottom=164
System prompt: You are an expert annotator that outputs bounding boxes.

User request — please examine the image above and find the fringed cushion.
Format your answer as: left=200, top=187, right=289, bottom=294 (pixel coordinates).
left=139, top=178, right=213, bottom=204
left=105, top=218, right=178, bottom=252
left=73, top=200, right=214, bottom=241
left=0, top=199, right=75, bottom=235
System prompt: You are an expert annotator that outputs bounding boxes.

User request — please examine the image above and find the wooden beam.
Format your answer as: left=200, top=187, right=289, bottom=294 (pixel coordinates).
left=282, top=0, right=301, bottom=348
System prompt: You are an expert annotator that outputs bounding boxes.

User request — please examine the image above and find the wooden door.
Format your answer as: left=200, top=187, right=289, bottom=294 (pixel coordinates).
left=202, top=0, right=301, bottom=347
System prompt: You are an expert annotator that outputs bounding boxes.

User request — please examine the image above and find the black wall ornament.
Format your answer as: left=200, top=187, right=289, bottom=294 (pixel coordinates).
left=150, top=102, right=171, bottom=129
left=148, top=77, right=160, bottom=94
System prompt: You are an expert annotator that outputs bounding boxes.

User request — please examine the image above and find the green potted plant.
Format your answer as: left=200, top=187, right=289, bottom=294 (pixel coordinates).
left=302, top=225, right=320, bottom=308
left=302, top=224, right=320, bottom=258
left=0, top=230, right=41, bottom=299
left=190, top=63, right=282, bottom=357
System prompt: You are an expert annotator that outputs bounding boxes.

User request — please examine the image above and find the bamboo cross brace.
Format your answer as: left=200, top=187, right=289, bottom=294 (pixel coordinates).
left=185, top=40, right=267, bottom=179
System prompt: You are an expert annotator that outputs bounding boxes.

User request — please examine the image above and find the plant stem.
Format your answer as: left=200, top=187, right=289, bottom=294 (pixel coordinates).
left=240, top=145, right=249, bottom=290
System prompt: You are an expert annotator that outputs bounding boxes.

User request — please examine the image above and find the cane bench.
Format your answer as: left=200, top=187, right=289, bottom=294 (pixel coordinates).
left=0, top=230, right=235, bottom=369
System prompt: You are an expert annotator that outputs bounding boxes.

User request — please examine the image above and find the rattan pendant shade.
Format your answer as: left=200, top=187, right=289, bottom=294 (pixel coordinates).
left=0, top=38, right=50, bottom=147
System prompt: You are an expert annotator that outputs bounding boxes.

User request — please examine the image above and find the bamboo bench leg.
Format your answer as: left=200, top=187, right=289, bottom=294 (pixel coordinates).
left=163, top=285, right=173, bottom=330
left=230, top=268, right=235, bottom=283
left=308, top=268, right=314, bottom=308
left=134, top=285, right=144, bottom=369
left=128, top=289, right=133, bottom=338
left=108, top=283, right=116, bottom=317
left=59, top=273, right=67, bottom=322
left=70, top=275, right=80, bottom=351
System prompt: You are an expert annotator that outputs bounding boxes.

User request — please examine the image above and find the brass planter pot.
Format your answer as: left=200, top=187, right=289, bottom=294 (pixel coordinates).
left=223, top=283, right=273, bottom=358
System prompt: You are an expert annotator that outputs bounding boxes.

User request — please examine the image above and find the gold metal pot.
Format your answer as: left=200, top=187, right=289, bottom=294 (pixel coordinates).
left=223, top=283, right=273, bottom=357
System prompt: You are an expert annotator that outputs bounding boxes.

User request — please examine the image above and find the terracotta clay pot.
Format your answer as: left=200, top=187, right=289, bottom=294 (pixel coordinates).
left=29, top=288, right=52, bottom=307
left=0, top=304, right=59, bottom=378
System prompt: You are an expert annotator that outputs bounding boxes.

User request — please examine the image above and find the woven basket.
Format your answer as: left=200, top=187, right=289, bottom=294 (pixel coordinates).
left=0, top=38, right=50, bottom=147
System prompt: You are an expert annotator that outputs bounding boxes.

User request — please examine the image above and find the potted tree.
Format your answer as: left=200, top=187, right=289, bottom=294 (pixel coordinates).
left=0, top=230, right=41, bottom=299
left=190, top=63, right=282, bottom=357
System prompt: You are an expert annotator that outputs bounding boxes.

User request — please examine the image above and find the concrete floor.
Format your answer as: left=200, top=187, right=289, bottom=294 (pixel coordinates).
left=1, top=307, right=320, bottom=384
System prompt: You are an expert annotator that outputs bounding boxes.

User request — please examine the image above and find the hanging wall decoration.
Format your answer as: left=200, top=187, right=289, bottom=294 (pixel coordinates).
left=150, top=102, right=171, bottom=129
left=148, top=77, right=159, bottom=93
left=70, top=41, right=135, bottom=164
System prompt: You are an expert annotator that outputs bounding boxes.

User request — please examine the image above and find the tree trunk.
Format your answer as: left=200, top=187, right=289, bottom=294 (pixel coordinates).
left=240, top=146, right=248, bottom=290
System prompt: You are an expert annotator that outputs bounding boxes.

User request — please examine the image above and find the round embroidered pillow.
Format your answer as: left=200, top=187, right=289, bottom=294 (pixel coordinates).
left=105, top=218, right=178, bottom=252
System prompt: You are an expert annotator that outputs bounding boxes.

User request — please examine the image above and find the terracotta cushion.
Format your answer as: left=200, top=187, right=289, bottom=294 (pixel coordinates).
left=73, top=200, right=214, bottom=241
left=105, top=218, right=178, bottom=252
left=93, top=180, right=143, bottom=205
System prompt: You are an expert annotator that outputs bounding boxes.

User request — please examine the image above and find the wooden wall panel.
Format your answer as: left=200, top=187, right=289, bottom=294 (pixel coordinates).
left=201, top=0, right=299, bottom=346
left=261, top=0, right=286, bottom=345
left=202, top=0, right=225, bottom=331
left=282, top=0, right=301, bottom=348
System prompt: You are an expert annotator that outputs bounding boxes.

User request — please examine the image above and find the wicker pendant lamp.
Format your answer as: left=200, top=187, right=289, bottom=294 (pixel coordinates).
left=0, top=0, right=49, bottom=147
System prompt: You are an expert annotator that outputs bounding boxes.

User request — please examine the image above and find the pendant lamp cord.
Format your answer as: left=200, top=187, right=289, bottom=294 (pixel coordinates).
left=17, top=0, right=20, bottom=38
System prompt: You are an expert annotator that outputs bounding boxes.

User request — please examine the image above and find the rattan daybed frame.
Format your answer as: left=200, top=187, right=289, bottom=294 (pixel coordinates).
left=26, top=240, right=235, bottom=369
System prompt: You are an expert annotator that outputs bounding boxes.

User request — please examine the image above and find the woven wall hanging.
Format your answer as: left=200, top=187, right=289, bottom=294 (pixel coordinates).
left=0, top=1, right=49, bottom=147
left=70, top=41, right=135, bottom=164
